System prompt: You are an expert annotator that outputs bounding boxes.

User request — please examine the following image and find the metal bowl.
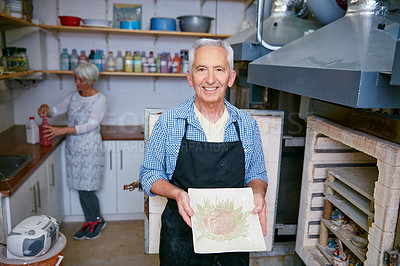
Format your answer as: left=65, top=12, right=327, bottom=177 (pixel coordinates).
left=177, top=15, right=214, bottom=33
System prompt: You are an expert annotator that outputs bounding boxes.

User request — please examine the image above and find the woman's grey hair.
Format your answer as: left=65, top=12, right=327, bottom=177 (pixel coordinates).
left=188, top=38, right=234, bottom=75
left=74, top=62, right=99, bottom=83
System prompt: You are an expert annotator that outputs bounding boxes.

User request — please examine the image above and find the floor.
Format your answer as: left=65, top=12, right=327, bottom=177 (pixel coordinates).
left=60, top=220, right=159, bottom=265
left=60, top=221, right=301, bottom=266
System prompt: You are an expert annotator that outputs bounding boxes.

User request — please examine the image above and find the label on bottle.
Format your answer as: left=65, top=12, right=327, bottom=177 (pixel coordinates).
left=125, top=60, right=133, bottom=72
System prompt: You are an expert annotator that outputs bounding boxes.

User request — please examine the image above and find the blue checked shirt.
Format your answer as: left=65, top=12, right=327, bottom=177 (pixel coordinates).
left=140, top=96, right=268, bottom=196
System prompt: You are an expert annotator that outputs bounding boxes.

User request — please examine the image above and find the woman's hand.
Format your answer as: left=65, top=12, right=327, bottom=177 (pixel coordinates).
left=38, top=104, right=50, bottom=118
left=42, top=125, right=62, bottom=139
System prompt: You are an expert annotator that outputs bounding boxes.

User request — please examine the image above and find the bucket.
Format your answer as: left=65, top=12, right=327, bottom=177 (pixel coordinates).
left=0, top=233, right=66, bottom=266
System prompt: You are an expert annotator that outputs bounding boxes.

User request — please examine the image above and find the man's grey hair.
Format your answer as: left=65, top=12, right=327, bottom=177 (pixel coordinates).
left=74, top=62, right=99, bottom=83
left=188, top=38, right=234, bottom=75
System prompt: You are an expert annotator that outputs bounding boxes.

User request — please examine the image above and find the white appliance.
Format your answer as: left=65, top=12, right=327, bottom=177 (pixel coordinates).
left=7, top=215, right=59, bottom=259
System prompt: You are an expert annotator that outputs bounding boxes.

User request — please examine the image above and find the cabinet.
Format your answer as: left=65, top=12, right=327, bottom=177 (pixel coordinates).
left=4, top=143, right=64, bottom=233
left=64, top=140, right=145, bottom=222
left=317, top=167, right=378, bottom=264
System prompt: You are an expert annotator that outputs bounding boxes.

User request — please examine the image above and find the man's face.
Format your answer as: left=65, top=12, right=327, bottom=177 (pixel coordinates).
left=187, top=46, right=236, bottom=106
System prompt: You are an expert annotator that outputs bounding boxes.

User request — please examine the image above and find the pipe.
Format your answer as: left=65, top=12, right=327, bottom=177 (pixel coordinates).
left=256, top=0, right=282, bottom=50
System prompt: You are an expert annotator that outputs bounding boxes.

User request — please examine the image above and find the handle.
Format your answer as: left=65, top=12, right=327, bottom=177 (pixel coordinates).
left=55, top=255, right=64, bottom=266
left=256, top=0, right=281, bottom=51
left=32, top=184, right=38, bottom=213
left=110, top=150, right=112, bottom=170
left=36, top=181, right=41, bottom=209
left=50, top=163, right=55, bottom=186
left=120, top=150, right=123, bottom=170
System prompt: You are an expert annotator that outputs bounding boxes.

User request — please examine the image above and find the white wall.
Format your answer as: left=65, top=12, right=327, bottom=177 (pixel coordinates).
left=10, top=0, right=257, bottom=127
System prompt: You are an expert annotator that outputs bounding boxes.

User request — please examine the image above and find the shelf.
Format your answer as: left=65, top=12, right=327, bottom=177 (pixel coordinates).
left=0, top=70, right=40, bottom=80
left=0, top=13, right=37, bottom=30
left=325, top=193, right=369, bottom=231
left=39, top=25, right=231, bottom=38
left=316, top=243, right=334, bottom=264
left=42, top=70, right=187, bottom=77
left=327, top=167, right=378, bottom=201
left=321, top=219, right=367, bottom=262
left=326, top=178, right=374, bottom=218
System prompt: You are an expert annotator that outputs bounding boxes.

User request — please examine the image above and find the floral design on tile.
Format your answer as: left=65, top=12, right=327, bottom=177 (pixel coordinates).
left=193, top=196, right=252, bottom=242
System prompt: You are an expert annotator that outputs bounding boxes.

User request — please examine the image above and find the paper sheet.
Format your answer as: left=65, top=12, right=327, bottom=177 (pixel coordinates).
left=188, top=188, right=267, bottom=253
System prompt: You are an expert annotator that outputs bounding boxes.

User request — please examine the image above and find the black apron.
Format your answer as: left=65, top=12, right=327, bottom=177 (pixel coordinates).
left=159, top=120, right=249, bottom=266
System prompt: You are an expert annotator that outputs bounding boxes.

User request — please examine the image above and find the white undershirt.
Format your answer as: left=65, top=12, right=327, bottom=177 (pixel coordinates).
left=194, top=105, right=228, bottom=142
left=49, top=92, right=107, bottom=135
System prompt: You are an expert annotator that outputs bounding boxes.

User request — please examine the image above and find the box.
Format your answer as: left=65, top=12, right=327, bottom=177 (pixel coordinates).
left=113, top=4, right=142, bottom=29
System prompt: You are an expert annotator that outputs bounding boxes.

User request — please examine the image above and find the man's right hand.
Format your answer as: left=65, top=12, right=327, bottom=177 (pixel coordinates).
left=176, top=190, right=194, bottom=227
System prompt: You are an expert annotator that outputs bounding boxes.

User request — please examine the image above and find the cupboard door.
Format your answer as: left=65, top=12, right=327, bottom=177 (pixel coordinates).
left=117, top=141, right=144, bottom=215
left=97, top=141, right=118, bottom=215
left=47, top=143, right=64, bottom=223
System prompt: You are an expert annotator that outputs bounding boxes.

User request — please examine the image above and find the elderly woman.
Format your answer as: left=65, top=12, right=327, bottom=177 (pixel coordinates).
left=38, top=62, right=107, bottom=240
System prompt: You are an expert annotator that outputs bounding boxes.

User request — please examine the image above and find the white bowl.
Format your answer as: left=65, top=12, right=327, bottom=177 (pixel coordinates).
left=82, top=19, right=111, bottom=27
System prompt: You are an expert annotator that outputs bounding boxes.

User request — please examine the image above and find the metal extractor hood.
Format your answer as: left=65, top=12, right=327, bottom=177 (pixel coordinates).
left=227, top=0, right=322, bottom=61
left=248, top=0, right=400, bottom=108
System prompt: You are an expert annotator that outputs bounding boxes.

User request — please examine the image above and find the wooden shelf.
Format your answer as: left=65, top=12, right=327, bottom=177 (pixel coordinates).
left=327, top=167, right=378, bottom=201
left=325, top=193, right=369, bottom=231
left=42, top=70, right=187, bottom=77
left=0, top=13, right=37, bottom=30
left=326, top=178, right=374, bottom=217
left=39, top=25, right=231, bottom=38
left=0, top=70, right=40, bottom=80
left=321, top=219, right=367, bottom=262
left=316, top=243, right=334, bottom=264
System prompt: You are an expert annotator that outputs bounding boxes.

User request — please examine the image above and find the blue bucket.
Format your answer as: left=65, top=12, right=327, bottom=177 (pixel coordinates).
left=150, top=17, right=176, bottom=31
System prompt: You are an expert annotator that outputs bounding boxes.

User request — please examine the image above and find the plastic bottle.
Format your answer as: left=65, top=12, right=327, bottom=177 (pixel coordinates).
left=93, top=50, right=102, bottom=71
left=155, top=53, right=161, bottom=73
left=70, top=49, right=79, bottom=70
left=26, top=116, right=39, bottom=144
left=88, top=49, right=95, bottom=64
left=115, top=50, right=124, bottom=72
left=106, top=51, right=116, bottom=72
left=181, top=50, right=189, bottom=74
left=134, top=51, right=142, bottom=73
left=160, top=53, right=168, bottom=73
left=60, top=48, right=70, bottom=71
left=167, top=53, right=172, bottom=73
left=124, top=51, right=133, bottom=72
left=39, top=117, right=52, bottom=146
left=78, top=50, right=88, bottom=65
left=173, top=53, right=180, bottom=74
left=100, top=50, right=106, bottom=71
left=147, top=51, right=155, bottom=65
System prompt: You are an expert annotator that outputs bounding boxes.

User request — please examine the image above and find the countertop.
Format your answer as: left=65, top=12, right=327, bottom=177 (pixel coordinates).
left=0, top=125, right=144, bottom=197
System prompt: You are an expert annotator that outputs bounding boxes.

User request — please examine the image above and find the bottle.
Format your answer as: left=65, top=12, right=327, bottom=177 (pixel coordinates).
left=134, top=51, right=142, bottom=73
left=60, top=48, right=70, bottom=70
left=173, top=53, right=180, bottom=74
left=147, top=51, right=155, bottom=65
left=78, top=50, right=88, bottom=65
left=181, top=50, right=189, bottom=73
left=124, top=51, right=133, bottom=72
left=93, top=50, right=102, bottom=71
left=70, top=49, right=79, bottom=70
left=106, top=51, right=116, bottom=72
left=167, top=53, right=172, bottom=73
left=39, top=117, right=52, bottom=146
left=26, top=116, right=39, bottom=144
left=100, top=50, right=106, bottom=71
left=160, top=53, right=168, bottom=73
left=88, top=49, right=95, bottom=64
left=155, top=53, right=161, bottom=73
left=115, top=50, right=124, bottom=72
left=20, top=48, right=29, bottom=71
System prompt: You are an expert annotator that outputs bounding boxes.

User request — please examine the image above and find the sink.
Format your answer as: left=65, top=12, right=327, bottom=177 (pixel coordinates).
left=0, top=155, right=33, bottom=181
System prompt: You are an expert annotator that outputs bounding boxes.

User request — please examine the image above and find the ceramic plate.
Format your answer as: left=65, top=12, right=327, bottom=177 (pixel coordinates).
left=188, top=187, right=267, bottom=254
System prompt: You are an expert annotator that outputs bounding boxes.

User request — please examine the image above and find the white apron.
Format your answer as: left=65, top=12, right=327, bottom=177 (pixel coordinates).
left=65, top=92, right=104, bottom=191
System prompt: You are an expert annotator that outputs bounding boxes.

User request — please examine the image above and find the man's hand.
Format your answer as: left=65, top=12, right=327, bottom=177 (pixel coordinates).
left=253, top=192, right=267, bottom=236
left=247, top=179, right=268, bottom=236
left=176, top=190, right=194, bottom=227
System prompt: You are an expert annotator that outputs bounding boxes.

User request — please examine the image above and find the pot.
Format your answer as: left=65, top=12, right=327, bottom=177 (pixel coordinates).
left=177, top=15, right=214, bottom=33
left=150, top=17, right=176, bottom=31
left=82, top=19, right=111, bottom=27
left=58, top=16, right=82, bottom=27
